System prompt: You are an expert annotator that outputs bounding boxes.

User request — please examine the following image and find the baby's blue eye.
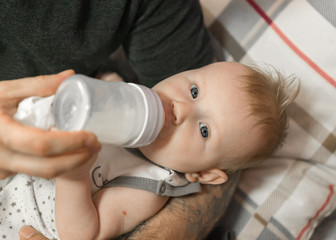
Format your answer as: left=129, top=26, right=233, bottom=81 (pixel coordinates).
left=190, top=84, right=198, bottom=99
left=199, top=123, right=209, bottom=139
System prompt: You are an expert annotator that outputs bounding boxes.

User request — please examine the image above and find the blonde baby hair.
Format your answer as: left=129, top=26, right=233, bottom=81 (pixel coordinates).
left=228, top=64, right=300, bottom=172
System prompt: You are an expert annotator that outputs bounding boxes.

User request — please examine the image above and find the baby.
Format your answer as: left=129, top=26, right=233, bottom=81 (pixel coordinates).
left=0, top=62, right=298, bottom=239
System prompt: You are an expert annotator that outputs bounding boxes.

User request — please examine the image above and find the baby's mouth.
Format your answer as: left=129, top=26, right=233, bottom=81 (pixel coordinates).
left=161, top=100, right=172, bottom=128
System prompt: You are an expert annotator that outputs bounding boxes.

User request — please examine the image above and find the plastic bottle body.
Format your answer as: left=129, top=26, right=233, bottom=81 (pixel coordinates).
left=53, top=74, right=164, bottom=147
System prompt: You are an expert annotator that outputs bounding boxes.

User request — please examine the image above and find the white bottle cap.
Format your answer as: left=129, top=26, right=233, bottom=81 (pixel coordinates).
left=124, top=83, right=164, bottom=147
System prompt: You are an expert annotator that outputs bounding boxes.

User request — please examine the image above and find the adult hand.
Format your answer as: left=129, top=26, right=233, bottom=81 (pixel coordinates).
left=0, top=70, right=101, bottom=179
left=19, top=226, right=49, bottom=240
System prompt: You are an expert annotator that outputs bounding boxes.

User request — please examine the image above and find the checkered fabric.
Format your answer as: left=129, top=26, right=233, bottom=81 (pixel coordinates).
left=201, top=0, right=336, bottom=239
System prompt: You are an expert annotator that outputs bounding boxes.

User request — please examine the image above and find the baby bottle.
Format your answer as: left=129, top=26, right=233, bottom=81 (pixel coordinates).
left=53, top=74, right=164, bottom=147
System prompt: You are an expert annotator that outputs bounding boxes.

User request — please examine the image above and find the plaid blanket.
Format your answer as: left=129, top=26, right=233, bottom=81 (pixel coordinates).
left=201, top=0, right=336, bottom=239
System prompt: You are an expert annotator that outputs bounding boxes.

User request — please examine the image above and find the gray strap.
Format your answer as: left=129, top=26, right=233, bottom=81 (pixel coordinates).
left=102, top=176, right=201, bottom=197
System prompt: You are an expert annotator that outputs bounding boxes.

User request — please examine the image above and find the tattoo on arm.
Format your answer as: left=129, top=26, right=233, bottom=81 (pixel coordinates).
left=116, top=172, right=240, bottom=240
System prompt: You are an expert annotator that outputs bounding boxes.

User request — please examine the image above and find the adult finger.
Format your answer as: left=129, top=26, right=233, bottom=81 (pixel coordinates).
left=19, top=226, right=49, bottom=240
left=0, top=114, right=100, bottom=156
left=0, top=70, right=75, bottom=102
left=0, top=169, right=14, bottom=180
left=0, top=145, right=100, bottom=179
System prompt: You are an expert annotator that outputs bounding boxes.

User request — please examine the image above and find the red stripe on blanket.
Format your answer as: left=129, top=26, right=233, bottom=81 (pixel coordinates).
left=296, top=184, right=334, bottom=240
left=246, top=0, right=336, bottom=88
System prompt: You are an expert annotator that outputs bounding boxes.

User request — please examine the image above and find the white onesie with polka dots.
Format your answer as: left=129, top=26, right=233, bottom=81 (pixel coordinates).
left=0, top=174, right=58, bottom=239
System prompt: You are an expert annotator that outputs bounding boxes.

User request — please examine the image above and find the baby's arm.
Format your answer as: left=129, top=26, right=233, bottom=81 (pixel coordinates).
left=92, top=186, right=169, bottom=239
left=55, top=155, right=169, bottom=240
left=55, top=155, right=99, bottom=240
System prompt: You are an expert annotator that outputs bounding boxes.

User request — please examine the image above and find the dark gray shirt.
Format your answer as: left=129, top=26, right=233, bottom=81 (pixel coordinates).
left=0, top=0, right=213, bottom=87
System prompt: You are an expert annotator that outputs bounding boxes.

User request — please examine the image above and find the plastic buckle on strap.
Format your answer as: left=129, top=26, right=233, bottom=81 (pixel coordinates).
left=156, top=180, right=167, bottom=195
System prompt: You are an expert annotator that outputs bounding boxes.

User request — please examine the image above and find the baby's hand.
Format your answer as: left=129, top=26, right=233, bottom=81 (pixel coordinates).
left=97, top=72, right=124, bottom=82
left=57, top=153, right=99, bottom=181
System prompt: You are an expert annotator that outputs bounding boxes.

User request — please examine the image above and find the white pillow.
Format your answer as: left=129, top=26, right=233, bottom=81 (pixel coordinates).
left=201, top=0, right=336, bottom=239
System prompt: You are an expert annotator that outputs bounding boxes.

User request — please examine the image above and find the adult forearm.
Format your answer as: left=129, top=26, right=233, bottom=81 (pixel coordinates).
left=119, top=173, right=239, bottom=240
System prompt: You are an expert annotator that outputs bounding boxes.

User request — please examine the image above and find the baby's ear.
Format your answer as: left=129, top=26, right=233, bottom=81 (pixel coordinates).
left=185, top=168, right=228, bottom=185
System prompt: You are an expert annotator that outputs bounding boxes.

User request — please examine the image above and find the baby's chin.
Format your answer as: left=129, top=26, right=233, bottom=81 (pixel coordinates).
left=138, top=144, right=165, bottom=166
left=138, top=144, right=153, bottom=159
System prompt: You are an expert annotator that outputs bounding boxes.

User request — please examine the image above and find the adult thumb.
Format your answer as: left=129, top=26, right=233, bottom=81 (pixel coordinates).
left=26, top=69, right=75, bottom=97
left=9, top=69, right=75, bottom=99
left=19, top=226, right=49, bottom=240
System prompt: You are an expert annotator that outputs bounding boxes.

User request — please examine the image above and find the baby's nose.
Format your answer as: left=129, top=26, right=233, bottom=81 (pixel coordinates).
left=171, top=100, right=190, bottom=125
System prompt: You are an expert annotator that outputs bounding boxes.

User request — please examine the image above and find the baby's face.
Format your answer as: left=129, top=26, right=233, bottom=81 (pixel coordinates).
left=139, top=62, right=263, bottom=173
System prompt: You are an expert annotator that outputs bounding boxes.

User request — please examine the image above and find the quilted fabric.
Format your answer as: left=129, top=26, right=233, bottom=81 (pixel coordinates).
left=201, top=0, right=336, bottom=239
